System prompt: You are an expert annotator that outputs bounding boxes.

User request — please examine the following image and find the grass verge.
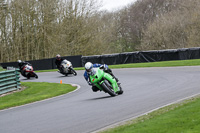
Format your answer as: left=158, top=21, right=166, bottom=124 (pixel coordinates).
left=109, top=59, right=200, bottom=69
left=36, top=67, right=83, bottom=72
left=1, top=59, right=200, bottom=132
left=36, top=59, right=200, bottom=72
left=0, top=66, right=4, bottom=72
left=0, top=82, right=76, bottom=110
left=99, top=59, right=200, bottom=133
left=101, top=95, right=200, bottom=133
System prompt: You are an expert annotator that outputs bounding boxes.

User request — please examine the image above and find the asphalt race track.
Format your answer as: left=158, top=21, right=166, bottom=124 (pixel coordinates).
left=1, top=66, right=200, bottom=133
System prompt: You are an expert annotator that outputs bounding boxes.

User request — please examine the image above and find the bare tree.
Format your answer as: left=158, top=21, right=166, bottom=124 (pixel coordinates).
left=0, top=0, right=102, bottom=62
left=115, top=0, right=184, bottom=52
left=140, top=0, right=200, bottom=50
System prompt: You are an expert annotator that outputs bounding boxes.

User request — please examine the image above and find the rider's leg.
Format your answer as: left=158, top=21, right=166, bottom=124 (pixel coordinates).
left=21, top=70, right=26, bottom=77
left=58, top=67, right=64, bottom=73
left=105, top=68, right=119, bottom=82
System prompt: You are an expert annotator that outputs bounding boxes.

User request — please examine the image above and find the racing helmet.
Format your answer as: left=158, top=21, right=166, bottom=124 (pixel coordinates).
left=56, top=54, right=61, bottom=60
left=18, top=60, right=22, bottom=63
left=85, top=62, right=93, bottom=74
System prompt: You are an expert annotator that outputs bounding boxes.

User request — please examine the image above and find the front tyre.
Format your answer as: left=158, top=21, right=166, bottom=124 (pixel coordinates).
left=70, top=68, right=77, bottom=76
left=118, top=83, right=123, bottom=95
left=101, top=81, right=118, bottom=97
left=32, top=72, right=38, bottom=79
left=35, top=74, right=38, bottom=79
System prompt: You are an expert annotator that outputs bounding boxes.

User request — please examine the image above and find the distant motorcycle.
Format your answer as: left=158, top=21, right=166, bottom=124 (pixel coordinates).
left=21, top=64, right=38, bottom=79
left=58, top=59, right=77, bottom=76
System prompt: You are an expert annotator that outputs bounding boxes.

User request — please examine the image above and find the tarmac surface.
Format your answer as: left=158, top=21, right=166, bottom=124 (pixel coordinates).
left=1, top=66, right=200, bottom=133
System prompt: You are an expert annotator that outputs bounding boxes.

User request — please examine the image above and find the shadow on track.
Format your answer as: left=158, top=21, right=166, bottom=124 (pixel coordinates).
left=20, top=78, right=37, bottom=81
left=56, top=75, right=77, bottom=78
left=85, top=96, right=113, bottom=101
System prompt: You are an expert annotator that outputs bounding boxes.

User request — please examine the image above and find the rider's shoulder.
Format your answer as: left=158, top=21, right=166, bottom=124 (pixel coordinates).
left=93, top=63, right=101, bottom=67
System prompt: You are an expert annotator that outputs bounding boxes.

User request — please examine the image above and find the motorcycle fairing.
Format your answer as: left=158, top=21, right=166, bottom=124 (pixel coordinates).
left=90, top=68, right=119, bottom=93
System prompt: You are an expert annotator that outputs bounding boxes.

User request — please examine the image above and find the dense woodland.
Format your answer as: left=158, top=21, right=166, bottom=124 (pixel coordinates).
left=1, top=0, right=200, bottom=63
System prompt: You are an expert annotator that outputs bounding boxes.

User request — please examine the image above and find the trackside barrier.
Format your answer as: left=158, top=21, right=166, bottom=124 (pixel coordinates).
left=1, top=47, right=200, bottom=70
left=0, top=68, right=21, bottom=95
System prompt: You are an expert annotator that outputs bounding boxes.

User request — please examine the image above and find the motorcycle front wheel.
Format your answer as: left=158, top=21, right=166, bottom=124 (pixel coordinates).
left=30, top=72, right=38, bottom=79
left=101, top=80, right=118, bottom=97
left=118, top=83, right=123, bottom=95
left=34, top=73, right=38, bottom=79
left=70, top=68, right=77, bottom=76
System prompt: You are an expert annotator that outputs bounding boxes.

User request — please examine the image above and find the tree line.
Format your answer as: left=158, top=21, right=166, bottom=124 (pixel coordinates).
left=1, top=0, right=200, bottom=63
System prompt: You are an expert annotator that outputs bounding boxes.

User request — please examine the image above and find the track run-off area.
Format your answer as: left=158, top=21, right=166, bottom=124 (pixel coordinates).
left=1, top=66, right=200, bottom=133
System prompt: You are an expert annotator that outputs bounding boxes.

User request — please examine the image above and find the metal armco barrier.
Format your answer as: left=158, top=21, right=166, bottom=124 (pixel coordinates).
left=0, top=69, right=21, bottom=95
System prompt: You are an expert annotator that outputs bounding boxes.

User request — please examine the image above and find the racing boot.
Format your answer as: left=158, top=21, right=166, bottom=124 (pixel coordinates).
left=92, top=86, right=99, bottom=92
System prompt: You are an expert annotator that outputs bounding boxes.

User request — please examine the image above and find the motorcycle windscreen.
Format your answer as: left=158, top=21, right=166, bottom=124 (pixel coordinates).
left=90, top=68, right=104, bottom=83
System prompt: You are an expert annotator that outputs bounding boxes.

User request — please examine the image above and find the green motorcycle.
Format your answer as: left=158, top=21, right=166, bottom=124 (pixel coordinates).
left=89, top=68, right=123, bottom=96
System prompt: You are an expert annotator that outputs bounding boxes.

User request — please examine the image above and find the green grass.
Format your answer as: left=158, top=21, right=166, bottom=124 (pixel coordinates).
left=0, top=66, right=4, bottom=72
left=109, top=59, right=200, bottom=69
left=36, top=59, right=200, bottom=72
left=0, top=82, right=76, bottom=110
left=101, top=96, right=200, bottom=133
left=89, top=59, right=200, bottom=133
left=36, top=67, right=83, bottom=72
left=1, top=59, right=200, bottom=132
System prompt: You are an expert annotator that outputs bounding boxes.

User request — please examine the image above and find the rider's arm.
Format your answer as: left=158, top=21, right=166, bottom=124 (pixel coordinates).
left=22, top=62, right=27, bottom=66
left=93, top=64, right=102, bottom=68
left=98, top=64, right=108, bottom=69
left=26, top=62, right=31, bottom=65
left=84, top=71, right=89, bottom=81
left=84, top=71, right=92, bottom=85
left=55, top=60, right=60, bottom=68
left=104, top=64, right=108, bottom=69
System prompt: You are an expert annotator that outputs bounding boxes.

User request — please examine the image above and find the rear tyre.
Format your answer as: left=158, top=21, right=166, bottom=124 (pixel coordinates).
left=27, top=73, right=30, bottom=79
left=101, top=80, right=118, bottom=97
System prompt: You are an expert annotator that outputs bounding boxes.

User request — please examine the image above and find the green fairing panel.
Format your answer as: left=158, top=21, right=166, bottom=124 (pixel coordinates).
left=104, top=73, right=119, bottom=92
left=90, top=68, right=104, bottom=83
left=90, top=68, right=104, bottom=90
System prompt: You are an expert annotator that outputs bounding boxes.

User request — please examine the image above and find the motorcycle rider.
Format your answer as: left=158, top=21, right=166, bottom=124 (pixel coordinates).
left=55, top=54, right=64, bottom=73
left=84, top=62, right=118, bottom=92
left=18, top=60, right=31, bottom=77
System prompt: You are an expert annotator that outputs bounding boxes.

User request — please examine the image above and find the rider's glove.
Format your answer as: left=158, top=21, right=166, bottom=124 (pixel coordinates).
left=100, top=64, right=108, bottom=71
left=88, top=81, right=93, bottom=86
left=99, top=65, right=104, bottom=69
left=100, top=64, right=106, bottom=69
left=104, top=66, right=108, bottom=71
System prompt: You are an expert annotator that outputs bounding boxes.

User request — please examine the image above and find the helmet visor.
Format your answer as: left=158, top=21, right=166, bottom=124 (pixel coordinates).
left=86, top=68, right=92, bottom=73
left=87, top=68, right=96, bottom=75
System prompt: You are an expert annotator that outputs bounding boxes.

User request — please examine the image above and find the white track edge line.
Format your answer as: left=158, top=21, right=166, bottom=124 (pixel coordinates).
left=92, top=92, right=200, bottom=133
left=0, top=83, right=81, bottom=112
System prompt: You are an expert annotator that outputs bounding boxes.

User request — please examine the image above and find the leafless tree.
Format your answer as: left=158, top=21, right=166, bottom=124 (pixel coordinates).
left=140, top=0, right=200, bottom=50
